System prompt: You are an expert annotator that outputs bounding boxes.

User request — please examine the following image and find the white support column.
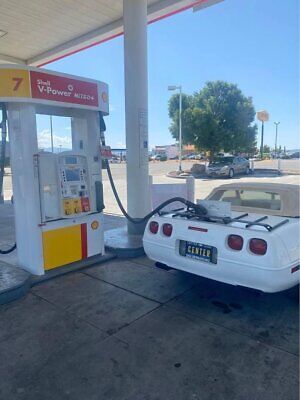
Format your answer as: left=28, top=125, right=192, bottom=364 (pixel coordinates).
left=8, top=103, right=44, bottom=274
left=123, top=0, right=150, bottom=234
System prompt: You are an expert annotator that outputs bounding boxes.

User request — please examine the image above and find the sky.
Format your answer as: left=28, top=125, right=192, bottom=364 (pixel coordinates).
left=38, top=0, right=299, bottom=151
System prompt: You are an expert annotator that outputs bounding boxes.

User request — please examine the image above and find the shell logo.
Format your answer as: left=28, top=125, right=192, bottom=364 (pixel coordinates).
left=101, top=91, right=108, bottom=103
left=257, top=110, right=269, bottom=122
left=91, top=220, right=99, bottom=230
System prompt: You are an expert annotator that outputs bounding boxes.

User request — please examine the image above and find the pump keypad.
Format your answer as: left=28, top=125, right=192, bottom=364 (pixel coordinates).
left=59, top=155, right=91, bottom=216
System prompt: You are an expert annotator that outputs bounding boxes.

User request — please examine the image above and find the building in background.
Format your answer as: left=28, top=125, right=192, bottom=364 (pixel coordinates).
left=183, top=144, right=196, bottom=156
left=153, top=144, right=179, bottom=159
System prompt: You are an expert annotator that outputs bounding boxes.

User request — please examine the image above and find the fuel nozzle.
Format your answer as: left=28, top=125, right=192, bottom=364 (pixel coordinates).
left=185, top=200, right=208, bottom=216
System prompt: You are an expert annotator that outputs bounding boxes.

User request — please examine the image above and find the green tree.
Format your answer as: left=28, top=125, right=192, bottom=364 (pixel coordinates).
left=263, top=144, right=271, bottom=153
left=168, top=81, right=257, bottom=158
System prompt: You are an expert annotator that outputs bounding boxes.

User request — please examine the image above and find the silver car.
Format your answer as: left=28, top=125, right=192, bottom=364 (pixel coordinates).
left=206, top=156, right=250, bottom=178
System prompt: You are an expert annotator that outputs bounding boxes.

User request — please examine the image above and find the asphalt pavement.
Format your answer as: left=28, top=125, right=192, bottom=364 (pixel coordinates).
left=2, top=159, right=299, bottom=215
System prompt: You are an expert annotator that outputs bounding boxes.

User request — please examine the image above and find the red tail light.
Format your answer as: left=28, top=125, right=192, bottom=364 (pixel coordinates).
left=249, top=238, right=267, bottom=255
left=149, top=221, right=159, bottom=234
left=227, top=234, right=243, bottom=251
left=291, top=265, right=299, bottom=274
left=162, top=223, right=173, bottom=237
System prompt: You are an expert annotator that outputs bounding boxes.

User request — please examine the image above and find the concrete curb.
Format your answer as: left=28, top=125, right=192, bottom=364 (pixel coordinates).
left=0, top=253, right=116, bottom=304
left=105, top=227, right=145, bottom=258
left=31, top=253, right=116, bottom=286
left=166, top=171, right=206, bottom=179
left=166, top=168, right=299, bottom=179
left=0, top=261, right=31, bottom=305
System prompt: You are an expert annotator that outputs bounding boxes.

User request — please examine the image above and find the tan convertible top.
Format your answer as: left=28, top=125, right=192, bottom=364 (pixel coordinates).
left=207, top=182, right=300, bottom=217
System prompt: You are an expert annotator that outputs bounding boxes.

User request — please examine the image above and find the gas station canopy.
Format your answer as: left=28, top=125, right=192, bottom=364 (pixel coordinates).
left=0, top=0, right=222, bottom=66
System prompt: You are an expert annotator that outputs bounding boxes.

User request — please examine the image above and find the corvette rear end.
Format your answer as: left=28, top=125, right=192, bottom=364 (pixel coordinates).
left=143, top=210, right=299, bottom=293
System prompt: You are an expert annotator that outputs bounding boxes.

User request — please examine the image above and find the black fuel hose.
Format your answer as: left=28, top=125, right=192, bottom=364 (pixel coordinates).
left=105, top=159, right=207, bottom=224
left=0, top=243, right=16, bottom=254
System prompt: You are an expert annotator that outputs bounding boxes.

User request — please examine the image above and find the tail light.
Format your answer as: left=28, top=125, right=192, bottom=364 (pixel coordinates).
left=162, top=223, right=173, bottom=237
left=149, top=221, right=159, bottom=234
left=227, top=234, right=243, bottom=251
left=291, top=265, right=299, bottom=274
left=249, top=238, right=267, bottom=255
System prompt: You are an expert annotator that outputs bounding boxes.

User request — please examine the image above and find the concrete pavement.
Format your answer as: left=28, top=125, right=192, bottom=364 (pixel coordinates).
left=0, top=256, right=298, bottom=400
left=0, top=160, right=299, bottom=399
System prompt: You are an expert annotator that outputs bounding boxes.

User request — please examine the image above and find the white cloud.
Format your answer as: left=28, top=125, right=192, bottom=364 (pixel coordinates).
left=37, top=129, right=72, bottom=149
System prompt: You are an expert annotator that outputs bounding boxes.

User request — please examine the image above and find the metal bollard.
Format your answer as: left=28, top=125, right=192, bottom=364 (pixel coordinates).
left=278, top=158, right=282, bottom=175
left=186, top=176, right=195, bottom=203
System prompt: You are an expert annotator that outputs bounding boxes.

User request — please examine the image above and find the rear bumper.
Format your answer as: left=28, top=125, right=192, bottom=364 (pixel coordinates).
left=143, top=239, right=299, bottom=293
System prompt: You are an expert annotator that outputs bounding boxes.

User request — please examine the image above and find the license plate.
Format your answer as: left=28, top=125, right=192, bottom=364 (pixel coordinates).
left=179, top=241, right=217, bottom=264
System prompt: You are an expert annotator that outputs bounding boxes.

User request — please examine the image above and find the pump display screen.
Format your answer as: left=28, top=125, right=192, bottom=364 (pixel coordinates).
left=65, top=156, right=78, bottom=165
left=65, top=168, right=80, bottom=182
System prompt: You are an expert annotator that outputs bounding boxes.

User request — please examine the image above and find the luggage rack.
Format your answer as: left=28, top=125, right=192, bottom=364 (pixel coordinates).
left=169, top=208, right=289, bottom=232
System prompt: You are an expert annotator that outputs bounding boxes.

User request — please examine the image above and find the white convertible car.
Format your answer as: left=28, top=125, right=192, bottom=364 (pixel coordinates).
left=143, top=183, right=300, bottom=293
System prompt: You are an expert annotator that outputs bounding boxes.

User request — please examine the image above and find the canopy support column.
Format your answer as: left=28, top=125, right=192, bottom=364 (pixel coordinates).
left=123, top=0, right=150, bottom=235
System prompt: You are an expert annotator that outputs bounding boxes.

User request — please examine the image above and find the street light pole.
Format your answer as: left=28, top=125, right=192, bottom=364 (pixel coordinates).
left=178, top=86, right=182, bottom=172
left=168, top=85, right=183, bottom=172
left=274, top=121, right=280, bottom=158
left=256, top=110, right=269, bottom=161
left=260, top=121, right=264, bottom=160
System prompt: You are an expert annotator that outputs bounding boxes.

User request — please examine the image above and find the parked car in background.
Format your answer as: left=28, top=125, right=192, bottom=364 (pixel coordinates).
left=151, top=154, right=167, bottom=161
left=109, top=155, right=120, bottom=163
left=290, top=152, right=300, bottom=159
left=280, top=154, right=291, bottom=159
left=207, top=156, right=250, bottom=178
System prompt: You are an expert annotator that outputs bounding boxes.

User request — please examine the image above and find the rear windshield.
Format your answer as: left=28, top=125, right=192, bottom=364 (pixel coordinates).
left=211, top=189, right=282, bottom=210
left=210, top=157, right=234, bottom=165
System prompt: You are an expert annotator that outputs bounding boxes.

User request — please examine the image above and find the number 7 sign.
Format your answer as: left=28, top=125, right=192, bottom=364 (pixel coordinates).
left=0, top=69, right=30, bottom=98
left=12, top=77, right=23, bottom=91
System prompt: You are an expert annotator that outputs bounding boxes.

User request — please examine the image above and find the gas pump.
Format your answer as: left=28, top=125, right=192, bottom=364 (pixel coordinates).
left=0, top=64, right=205, bottom=277
left=38, top=152, right=93, bottom=220
left=0, top=64, right=108, bottom=275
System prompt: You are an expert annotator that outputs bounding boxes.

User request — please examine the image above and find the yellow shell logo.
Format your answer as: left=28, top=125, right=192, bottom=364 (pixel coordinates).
left=91, top=221, right=99, bottom=230
left=101, top=91, right=108, bottom=102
